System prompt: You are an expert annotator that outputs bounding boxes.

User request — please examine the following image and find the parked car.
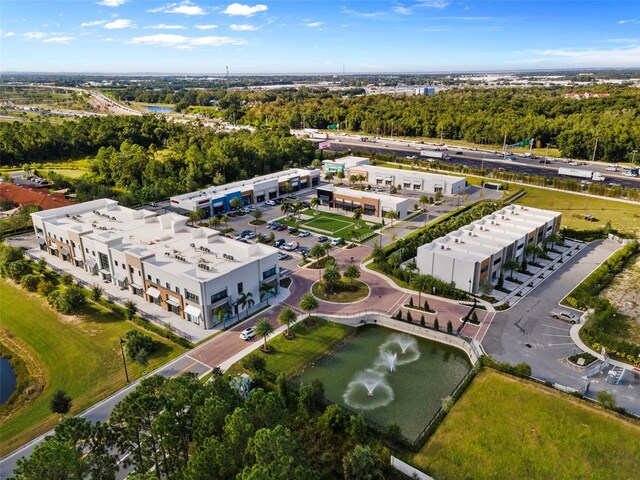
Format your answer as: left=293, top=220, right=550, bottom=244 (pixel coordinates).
left=331, top=238, right=344, bottom=247
left=317, top=235, right=329, bottom=242
left=278, top=252, right=292, bottom=261
left=282, top=241, right=299, bottom=251
left=274, top=198, right=284, bottom=205
left=274, top=238, right=286, bottom=248
left=240, top=230, right=253, bottom=238
left=550, top=310, right=579, bottom=324
left=298, top=246, right=310, bottom=256
left=275, top=224, right=287, bottom=231
left=244, top=232, right=257, bottom=240
left=240, top=327, right=255, bottom=340
left=298, top=230, right=311, bottom=237
left=265, top=200, right=276, bottom=206
left=288, top=227, right=299, bottom=234
left=301, top=201, right=310, bottom=208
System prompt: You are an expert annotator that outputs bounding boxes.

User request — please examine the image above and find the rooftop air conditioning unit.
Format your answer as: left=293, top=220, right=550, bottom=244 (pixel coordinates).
left=455, top=238, right=459, bottom=243
left=190, top=243, right=195, bottom=248
left=468, top=231, right=473, bottom=236
left=440, top=245, right=445, bottom=250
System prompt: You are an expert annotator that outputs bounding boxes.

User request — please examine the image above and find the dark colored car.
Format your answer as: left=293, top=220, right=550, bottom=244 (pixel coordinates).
left=240, top=230, right=253, bottom=237
left=301, top=201, right=310, bottom=208
left=274, top=198, right=284, bottom=205
left=317, top=235, right=328, bottom=242
left=274, top=238, right=286, bottom=248
left=298, top=246, right=310, bottom=256
left=276, top=225, right=287, bottom=231
left=288, top=227, right=299, bottom=234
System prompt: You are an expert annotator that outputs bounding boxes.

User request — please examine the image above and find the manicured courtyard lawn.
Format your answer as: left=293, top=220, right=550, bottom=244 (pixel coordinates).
left=412, top=369, right=640, bottom=480
left=311, top=280, right=369, bottom=303
left=0, top=279, right=185, bottom=456
left=516, top=185, right=640, bottom=236
left=230, top=317, right=353, bottom=379
left=281, top=209, right=380, bottom=242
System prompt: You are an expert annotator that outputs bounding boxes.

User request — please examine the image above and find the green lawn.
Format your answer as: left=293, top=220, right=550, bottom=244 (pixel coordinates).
left=311, top=280, right=369, bottom=303
left=47, top=168, right=87, bottom=179
left=0, top=279, right=185, bottom=456
left=412, top=369, right=640, bottom=480
left=515, top=185, right=640, bottom=236
left=229, top=317, right=353, bottom=379
left=281, top=210, right=380, bottom=242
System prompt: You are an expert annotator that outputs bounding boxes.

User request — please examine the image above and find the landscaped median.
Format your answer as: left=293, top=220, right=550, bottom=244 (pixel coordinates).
left=410, top=368, right=640, bottom=480
left=0, top=279, right=185, bottom=456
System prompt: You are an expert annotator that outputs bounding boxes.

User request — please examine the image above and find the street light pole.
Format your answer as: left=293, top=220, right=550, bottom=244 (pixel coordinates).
left=119, top=338, right=129, bottom=383
left=592, top=135, right=599, bottom=162
left=633, top=150, right=638, bottom=165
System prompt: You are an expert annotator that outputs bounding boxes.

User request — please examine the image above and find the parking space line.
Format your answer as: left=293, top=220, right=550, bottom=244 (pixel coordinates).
left=546, top=342, right=576, bottom=346
left=541, top=324, right=572, bottom=331
left=540, top=333, right=571, bottom=337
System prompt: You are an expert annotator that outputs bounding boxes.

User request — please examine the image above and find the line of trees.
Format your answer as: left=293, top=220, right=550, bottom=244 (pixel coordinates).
left=13, top=372, right=397, bottom=480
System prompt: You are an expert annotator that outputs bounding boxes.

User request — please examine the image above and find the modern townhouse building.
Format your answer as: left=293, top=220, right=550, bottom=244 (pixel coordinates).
left=31, top=199, right=279, bottom=330
left=169, top=168, right=320, bottom=216
left=416, top=204, right=562, bottom=293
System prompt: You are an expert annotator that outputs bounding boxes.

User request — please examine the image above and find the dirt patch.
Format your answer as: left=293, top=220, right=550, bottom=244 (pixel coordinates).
left=602, top=253, right=640, bottom=343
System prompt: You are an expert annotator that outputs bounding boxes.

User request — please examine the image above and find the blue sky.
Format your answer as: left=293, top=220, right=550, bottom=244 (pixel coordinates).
left=1, top=1, right=639, bottom=73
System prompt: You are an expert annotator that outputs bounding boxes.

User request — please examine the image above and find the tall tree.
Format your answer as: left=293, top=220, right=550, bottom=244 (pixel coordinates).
left=254, top=317, right=274, bottom=351
left=343, top=264, right=361, bottom=285
left=411, top=274, right=430, bottom=306
left=299, top=292, right=319, bottom=318
left=277, top=306, right=298, bottom=338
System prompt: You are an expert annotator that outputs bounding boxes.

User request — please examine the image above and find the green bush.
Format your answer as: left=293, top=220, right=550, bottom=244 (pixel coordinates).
left=20, top=274, right=40, bottom=292
left=122, top=329, right=157, bottom=366
left=37, top=280, right=57, bottom=297
left=447, top=320, right=453, bottom=334
left=406, top=311, right=413, bottom=323
left=243, top=353, right=267, bottom=373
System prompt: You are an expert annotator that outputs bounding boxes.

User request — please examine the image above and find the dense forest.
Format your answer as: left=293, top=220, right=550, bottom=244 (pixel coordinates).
left=0, top=116, right=315, bottom=205
left=12, top=371, right=401, bottom=480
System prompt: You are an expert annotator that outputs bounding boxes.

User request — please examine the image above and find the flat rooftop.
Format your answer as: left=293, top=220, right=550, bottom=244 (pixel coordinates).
left=33, top=199, right=278, bottom=282
left=319, top=185, right=408, bottom=205
left=353, top=164, right=466, bottom=184
left=418, top=204, right=561, bottom=262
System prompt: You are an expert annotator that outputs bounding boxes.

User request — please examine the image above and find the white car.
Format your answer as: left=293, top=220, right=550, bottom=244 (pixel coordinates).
left=331, top=238, right=344, bottom=247
left=240, top=327, right=255, bottom=340
left=282, top=241, right=299, bottom=251
left=265, top=200, right=276, bottom=206
left=550, top=310, right=579, bottom=324
left=298, top=230, right=311, bottom=237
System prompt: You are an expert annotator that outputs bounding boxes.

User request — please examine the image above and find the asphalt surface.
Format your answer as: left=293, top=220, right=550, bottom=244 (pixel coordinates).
left=317, top=135, right=640, bottom=190
left=482, top=239, right=640, bottom=414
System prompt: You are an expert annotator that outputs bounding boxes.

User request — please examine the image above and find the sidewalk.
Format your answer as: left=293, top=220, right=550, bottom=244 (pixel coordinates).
left=570, top=321, right=639, bottom=371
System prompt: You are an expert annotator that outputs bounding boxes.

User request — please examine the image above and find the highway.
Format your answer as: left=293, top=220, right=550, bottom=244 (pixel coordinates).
left=296, top=131, right=640, bottom=191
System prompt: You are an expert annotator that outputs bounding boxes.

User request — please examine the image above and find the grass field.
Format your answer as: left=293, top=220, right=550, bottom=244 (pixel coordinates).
left=0, top=279, right=185, bottom=456
left=228, top=317, right=353, bottom=379
left=515, top=185, right=640, bottom=236
left=46, top=168, right=87, bottom=178
left=282, top=209, right=380, bottom=242
left=413, top=369, right=640, bottom=480
left=311, top=280, right=369, bottom=303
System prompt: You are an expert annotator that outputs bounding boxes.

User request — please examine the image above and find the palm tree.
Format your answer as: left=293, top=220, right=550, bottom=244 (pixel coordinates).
left=336, top=170, right=345, bottom=184
left=349, top=174, right=358, bottom=186
left=371, top=243, right=386, bottom=265
left=323, top=261, right=341, bottom=294
left=405, top=260, right=417, bottom=283
left=208, top=216, right=221, bottom=229
left=259, top=282, right=275, bottom=306
left=254, top=317, right=274, bottom=351
left=299, top=292, right=319, bottom=318
left=411, top=274, right=430, bottom=306
left=310, top=197, right=319, bottom=215
left=324, top=171, right=334, bottom=184
left=418, top=194, right=429, bottom=226
left=385, top=210, right=399, bottom=229
left=310, top=243, right=327, bottom=281
left=525, top=242, right=545, bottom=264
left=503, top=258, right=521, bottom=281
left=343, top=264, right=361, bottom=285
left=388, top=250, right=403, bottom=269
left=281, top=201, right=293, bottom=217
left=352, top=208, right=362, bottom=224
left=293, top=200, right=304, bottom=219
left=237, top=291, right=255, bottom=318
left=187, top=209, right=206, bottom=226
left=251, top=208, right=263, bottom=224
left=221, top=214, right=230, bottom=230
left=278, top=306, right=298, bottom=337
left=280, top=181, right=293, bottom=196
left=229, top=197, right=242, bottom=211
left=545, top=231, right=563, bottom=251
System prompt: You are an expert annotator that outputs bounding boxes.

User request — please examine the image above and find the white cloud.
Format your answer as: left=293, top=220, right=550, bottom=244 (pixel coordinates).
left=528, top=45, right=640, bottom=68
left=304, top=21, right=324, bottom=28
left=150, top=2, right=206, bottom=16
left=104, top=19, right=136, bottom=29
left=81, top=20, right=107, bottom=27
left=393, top=6, right=411, bottom=15
left=416, top=1, right=451, bottom=9
left=223, top=3, right=268, bottom=17
left=23, top=31, right=47, bottom=39
left=129, top=33, right=246, bottom=47
left=2, top=31, right=16, bottom=37
left=230, top=23, right=259, bottom=31
left=618, top=19, right=638, bottom=24
left=43, top=36, right=75, bottom=43
left=196, top=24, right=218, bottom=30
left=97, top=0, right=127, bottom=6
left=145, top=24, right=186, bottom=29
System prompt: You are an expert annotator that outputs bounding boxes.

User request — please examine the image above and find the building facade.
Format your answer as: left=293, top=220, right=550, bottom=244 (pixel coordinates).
left=31, top=199, right=279, bottom=329
left=416, top=204, right=562, bottom=293
left=170, top=168, right=320, bottom=216
left=316, top=185, right=409, bottom=219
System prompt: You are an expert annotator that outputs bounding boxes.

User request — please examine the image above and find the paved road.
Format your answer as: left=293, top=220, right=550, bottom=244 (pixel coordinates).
left=482, top=239, right=640, bottom=414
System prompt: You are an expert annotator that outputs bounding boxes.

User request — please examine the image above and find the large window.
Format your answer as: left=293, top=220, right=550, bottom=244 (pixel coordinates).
left=98, top=252, right=109, bottom=270
left=263, top=267, right=277, bottom=280
left=185, top=290, right=200, bottom=303
left=210, top=288, right=228, bottom=303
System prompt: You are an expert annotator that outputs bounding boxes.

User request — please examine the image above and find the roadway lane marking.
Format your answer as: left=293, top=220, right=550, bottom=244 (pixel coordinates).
left=386, top=292, right=410, bottom=315
left=185, top=355, right=212, bottom=368
left=171, top=361, right=199, bottom=378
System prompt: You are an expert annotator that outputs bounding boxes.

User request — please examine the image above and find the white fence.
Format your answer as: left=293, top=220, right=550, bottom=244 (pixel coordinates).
left=390, top=456, right=434, bottom=480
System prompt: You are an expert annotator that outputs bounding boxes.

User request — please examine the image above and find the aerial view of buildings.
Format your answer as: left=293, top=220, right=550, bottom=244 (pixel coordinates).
left=0, top=1, right=639, bottom=479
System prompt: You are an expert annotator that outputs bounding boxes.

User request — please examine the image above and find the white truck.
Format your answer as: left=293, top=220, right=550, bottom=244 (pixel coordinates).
left=420, top=150, right=450, bottom=161
left=558, top=167, right=606, bottom=182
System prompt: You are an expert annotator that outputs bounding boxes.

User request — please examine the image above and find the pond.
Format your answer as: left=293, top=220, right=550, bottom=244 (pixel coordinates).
left=300, top=325, right=471, bottom=442
left=0, top=357, right=17, bottom=405
left=144, top=105, right=173, bottom=113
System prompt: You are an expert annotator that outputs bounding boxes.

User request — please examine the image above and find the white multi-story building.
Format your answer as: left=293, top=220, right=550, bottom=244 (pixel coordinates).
left=31, top=199, right=279, bottom=329
left=170, top=168, right=320, bottom=216
left=322, top=157, right=466, bottom=195
left=416, top=204, right=562, bottom=293
left=316, top=185, right=410, bottom=219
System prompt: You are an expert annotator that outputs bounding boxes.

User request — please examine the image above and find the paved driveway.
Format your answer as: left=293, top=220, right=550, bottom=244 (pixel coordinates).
left=482, top=239, right=640, bottom=414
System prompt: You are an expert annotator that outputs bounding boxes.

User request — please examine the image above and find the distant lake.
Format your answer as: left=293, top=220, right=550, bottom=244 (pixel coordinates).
left=0, top=357, right=16, bottom=405
left=145, top=105, right=173, bottom=113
